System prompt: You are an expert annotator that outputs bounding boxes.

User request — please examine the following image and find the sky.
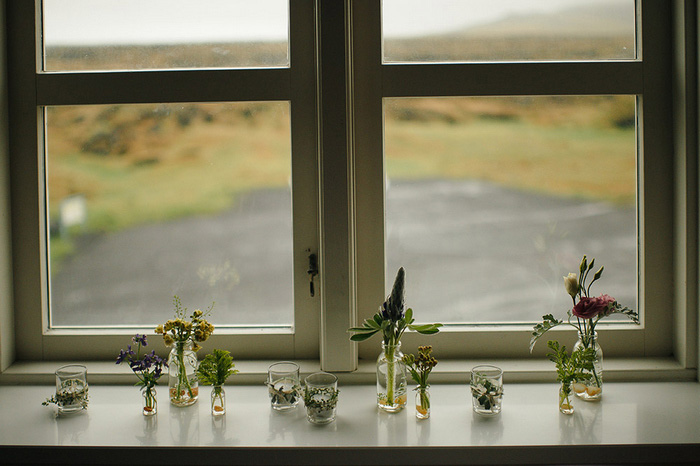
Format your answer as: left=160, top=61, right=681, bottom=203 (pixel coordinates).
left=43, top=0, right=628, bottom=46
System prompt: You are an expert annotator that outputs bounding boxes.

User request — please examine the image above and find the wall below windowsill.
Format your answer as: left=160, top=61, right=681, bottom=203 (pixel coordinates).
left=1, top=382, right=699, bottom=465
left=0, top=356, right=694, bottom=385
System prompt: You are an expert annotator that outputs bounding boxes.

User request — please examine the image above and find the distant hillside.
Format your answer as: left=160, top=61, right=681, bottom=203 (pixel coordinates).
left=453, top=1, right=634, bottom=38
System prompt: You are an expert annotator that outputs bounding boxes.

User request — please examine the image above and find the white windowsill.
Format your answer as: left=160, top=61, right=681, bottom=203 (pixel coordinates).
left=0, top=381, right=699, bottom=465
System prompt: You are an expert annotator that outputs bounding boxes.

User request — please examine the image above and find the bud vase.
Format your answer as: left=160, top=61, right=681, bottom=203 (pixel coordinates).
left=142, top=386, right=157, bottom=416
left=211, top=385, right=226, bottom=416
left=376, top=342, right=407, bottom=412
left=415, top=386, right=430, bottom=419
left=168, top=339, right=199, bottom=406
left=572, top=331, right=603, bottom=401
left=558, top=383, right=574, bottom=415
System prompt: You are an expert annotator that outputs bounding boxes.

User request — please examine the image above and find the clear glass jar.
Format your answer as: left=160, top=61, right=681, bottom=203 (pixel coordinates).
left=54, top=364, right=89, bottom=414
left=558, top=383, right=574, bottom=415
left=572, top=331, right=603, bottom=401
left=142, top=386, right=157, bottom=416
left=415, top=386, right=430, bottom=420
left=168, top=339, right=199, bottom=406
left=211, top=385, right=226, bottom=416
left=376, top=342, right=407, bottom=413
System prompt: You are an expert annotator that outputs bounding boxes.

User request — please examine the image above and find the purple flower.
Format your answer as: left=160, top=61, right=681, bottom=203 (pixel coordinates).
left=132, top=334, right=148, bottom=346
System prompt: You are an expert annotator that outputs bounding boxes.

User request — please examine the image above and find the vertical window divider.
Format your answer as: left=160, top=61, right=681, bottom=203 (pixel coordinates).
left=317, top=0, right=357, bottom=371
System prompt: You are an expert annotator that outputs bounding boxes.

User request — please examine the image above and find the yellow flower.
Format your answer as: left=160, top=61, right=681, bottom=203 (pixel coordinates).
left=163, top=334, right=175, bottom=346
left=154, top=324, right=164, bottom=334
left=193, top=309, right=203, bottom=318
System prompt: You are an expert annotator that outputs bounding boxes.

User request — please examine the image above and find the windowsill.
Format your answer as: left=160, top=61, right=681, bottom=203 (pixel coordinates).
left=0, top=357, right=694, bottom=385
left=0, top=381, right=699, bottom=465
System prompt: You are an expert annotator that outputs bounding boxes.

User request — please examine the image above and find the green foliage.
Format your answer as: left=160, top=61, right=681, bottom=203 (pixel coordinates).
left=348, top=268, right=442, bottom=345
left=402, top=345, right=438, bottom=389
left=546, top=340, right=595, bottom=397
left=197, top=349, right=238, bottom=386
left=529, top=314, right=563, bottom=353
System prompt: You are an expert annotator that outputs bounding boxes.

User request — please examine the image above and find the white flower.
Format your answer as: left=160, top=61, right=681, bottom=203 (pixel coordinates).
left=563, top=273, right=579, bottom=298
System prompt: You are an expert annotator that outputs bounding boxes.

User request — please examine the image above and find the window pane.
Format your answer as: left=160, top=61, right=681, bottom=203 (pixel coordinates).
left=46, top=102, right=293, bottom=328
left=384, top=96, right=637, bottom=324
left=382, top=0, right=636, bottom=63
left=42, top=0, right=289, bottom=71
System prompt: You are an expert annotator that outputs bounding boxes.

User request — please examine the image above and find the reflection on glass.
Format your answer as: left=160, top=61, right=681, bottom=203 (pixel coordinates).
left=46, top=102, right=293, bottom=327
left=384, top=96, right=637, bottom=324
left=42, top=0, right=289, bottom=71
left=382, top=0, right=636, bottom=62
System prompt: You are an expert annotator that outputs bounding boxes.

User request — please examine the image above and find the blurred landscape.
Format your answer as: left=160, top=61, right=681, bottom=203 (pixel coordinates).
left=45, top=1, right=638, bottom=326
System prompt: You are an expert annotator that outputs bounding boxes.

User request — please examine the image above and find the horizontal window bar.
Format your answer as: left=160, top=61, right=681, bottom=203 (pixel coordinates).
left=37, top=68, right=291, bottom=105
left=382, top=62, right=643, bottom=97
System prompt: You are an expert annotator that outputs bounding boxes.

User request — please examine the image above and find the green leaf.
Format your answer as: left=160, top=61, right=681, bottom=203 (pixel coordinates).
left=529, top=314, right=563, bottom=353
left=404, top=307, right=413, bottom=324
left=350, top=330, right=379, bottom=342
left=409, top=323, right=442, bottom=334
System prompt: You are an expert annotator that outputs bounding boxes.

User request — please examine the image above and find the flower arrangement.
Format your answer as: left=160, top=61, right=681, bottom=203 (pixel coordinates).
left=530, top=256, right=639, bottom=352
left=402, top=345, right=438, bottom=418
left=349, top=267, right=442, bottom=411
left=116, top=334, right=167, bottom=415
left=546, top=340, right=595, bottom=414
left=197, top=349, right=238, bottom=415
left=530, top=255, right=639, bottom=398
left=348, top=267, right=442, bottom=346
left=155, top=296, right=215, bottom=405
left=155, top=296, right=215, bottom=351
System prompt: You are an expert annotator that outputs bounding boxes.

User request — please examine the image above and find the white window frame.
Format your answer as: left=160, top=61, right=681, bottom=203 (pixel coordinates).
left=1, top=0, right=697, bottom=378
left=5, top=0, right=320, bottom=361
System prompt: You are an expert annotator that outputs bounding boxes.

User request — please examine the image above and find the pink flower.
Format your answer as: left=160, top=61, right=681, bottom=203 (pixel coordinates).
left=572, top=296, right=609, bottom=319
left=597, top=294, right=616, bottom=316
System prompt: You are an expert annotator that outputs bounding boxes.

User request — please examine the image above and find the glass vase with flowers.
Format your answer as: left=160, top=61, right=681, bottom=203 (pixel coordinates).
left=116, top=334, right=167, bottom=416
left=349, top=267, right=442, bottom=412
left=403, top=345, right=438, bottom=420
left=530, top=256, right=639, bottom=401
left=155, top=296, right=215, bottom=407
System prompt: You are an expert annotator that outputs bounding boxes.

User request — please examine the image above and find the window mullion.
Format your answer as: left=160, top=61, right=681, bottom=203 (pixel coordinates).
left=317, top=0, right=357, bottom=371
left=382, top=62, right=644, bottom=98
left=36, top=69, right=292, bottom=106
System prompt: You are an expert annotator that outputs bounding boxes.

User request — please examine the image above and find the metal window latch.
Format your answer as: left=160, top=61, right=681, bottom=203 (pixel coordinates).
left=307, top=252, right=319, bottom=297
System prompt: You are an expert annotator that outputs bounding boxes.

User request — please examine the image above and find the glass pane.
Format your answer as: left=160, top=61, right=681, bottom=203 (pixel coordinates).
left=46, top=102, right=293, bottom=328
left=42, top=0, right=289, bottom=71
left=383, top=0, right=636, bottom=63
left=384, top=96, right=637, bottom=324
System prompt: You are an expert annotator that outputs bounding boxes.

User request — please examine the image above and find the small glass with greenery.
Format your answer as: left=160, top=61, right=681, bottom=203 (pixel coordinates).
left=197, top=349, right=238, bottom=416
left=403, top=345, right=438, bottom=420
left=547, top=340, right=596, bottom=414
left=42, top=365, right=89, bottom=415
left=470, top=365, right=503, bottom=416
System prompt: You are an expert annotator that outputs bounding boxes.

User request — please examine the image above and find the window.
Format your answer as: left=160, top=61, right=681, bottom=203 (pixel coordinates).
left=3, top=1, right=691, bottom=372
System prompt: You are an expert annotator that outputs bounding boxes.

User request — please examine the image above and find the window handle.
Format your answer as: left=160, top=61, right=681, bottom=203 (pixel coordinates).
left=307, top=252, right=319, bottom=297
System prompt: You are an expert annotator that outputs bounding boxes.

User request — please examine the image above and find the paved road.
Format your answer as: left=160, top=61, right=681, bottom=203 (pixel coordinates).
left=51, top=180, right=636, bottom=327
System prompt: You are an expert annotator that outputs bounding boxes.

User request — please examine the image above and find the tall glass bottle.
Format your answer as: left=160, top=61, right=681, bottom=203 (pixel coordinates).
left=376, top=342, right=407, bottom=412
left=168, top=339, right=199, bottom=406
left=572, top=331, right=603, bottom=401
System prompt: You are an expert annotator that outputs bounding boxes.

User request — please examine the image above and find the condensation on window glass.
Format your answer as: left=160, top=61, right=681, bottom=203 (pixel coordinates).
left=46, top=102, right=293, bottom=328
left=384, top=96, right=637, bottom=324
left=42, top=0, right=289, bottom=71
left=382, top=0, right=636, bottom=63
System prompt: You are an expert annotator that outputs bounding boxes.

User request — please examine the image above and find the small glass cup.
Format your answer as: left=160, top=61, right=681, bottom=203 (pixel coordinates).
left=304, top=372, right=339, bottom=425
left=470, top=365, right=503, bottom=416
left=267, top=361, right=301, bottom=411
left=55, top=364, right=89, bottom=414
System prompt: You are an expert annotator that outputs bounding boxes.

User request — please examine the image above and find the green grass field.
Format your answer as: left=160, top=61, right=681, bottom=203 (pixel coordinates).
left=46, top=95, right=636, bottom=272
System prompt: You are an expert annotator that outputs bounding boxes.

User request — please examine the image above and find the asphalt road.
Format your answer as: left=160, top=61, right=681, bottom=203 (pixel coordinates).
left=51, top=179, right=637, bottom=327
